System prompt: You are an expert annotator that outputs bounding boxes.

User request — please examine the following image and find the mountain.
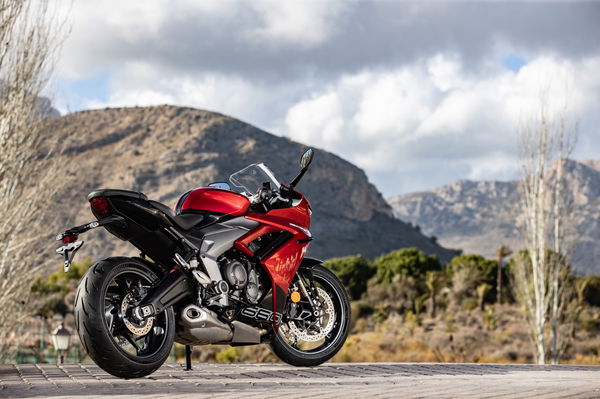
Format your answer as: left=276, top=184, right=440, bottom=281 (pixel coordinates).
left=42, top=105, right=457, bottom=269
left=387, top=159, right=600, bottom=274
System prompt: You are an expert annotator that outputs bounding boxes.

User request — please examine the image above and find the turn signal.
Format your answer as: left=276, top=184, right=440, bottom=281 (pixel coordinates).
left=290, top=291, right=301, bottom=303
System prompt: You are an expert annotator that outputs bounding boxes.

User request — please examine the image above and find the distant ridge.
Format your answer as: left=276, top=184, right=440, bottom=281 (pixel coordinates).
left=388, top=159, right=600, bottom=274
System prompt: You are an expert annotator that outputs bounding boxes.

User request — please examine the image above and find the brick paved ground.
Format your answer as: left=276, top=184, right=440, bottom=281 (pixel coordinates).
left=1, top=363, right=600, bottom=399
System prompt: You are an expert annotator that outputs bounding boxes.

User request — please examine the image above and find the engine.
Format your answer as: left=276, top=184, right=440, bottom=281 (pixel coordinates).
left=219, top=255, right=264, bottom=304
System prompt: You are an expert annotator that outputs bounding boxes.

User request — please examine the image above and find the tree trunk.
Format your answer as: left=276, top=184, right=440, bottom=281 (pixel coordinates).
left=496, top=257, right=503, bottom=305
left=428, top=294, right=436, bottom=318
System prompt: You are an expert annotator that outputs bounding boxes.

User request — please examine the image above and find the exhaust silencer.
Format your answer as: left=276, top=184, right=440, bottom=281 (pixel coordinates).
left=176, top=304, right=263, bottom=345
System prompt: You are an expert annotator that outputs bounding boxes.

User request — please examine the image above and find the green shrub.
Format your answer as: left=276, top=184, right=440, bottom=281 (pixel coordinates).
left=578, top=314, right=598, bottom=333
left=31, top=259, right=92, bottom=295
left=581, top=276, right=600, bottom=307
left=447, top=254, right=497, bottom=304
left=325, top=255, right=375, bottom=300
left=461, top=297, right=478, bottom=313
left=30, top=259, right=92, bottom=316
left=215, top=346, right=238, bottom=363
left=374, top=248, right=440, bottom=284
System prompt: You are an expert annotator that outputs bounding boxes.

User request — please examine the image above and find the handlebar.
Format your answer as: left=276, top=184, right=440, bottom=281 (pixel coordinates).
left=250, top=182, right=293, bottom=211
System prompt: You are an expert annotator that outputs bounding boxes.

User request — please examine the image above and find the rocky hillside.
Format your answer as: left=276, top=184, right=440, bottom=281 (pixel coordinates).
left=388, top=159, right=600, bottom=274
left=43, top=105, right=457, bottom=269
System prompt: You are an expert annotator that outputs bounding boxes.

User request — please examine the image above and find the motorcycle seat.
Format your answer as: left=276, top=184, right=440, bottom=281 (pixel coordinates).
left=87, top=189, right=205, bottom=231
left=148, top=200, right=205, bottom=231
left=88, top=189, right=147, bottom=201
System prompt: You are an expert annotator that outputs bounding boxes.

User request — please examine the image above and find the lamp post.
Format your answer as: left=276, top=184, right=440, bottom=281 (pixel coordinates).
left=52, top=322, right=71, bottom=364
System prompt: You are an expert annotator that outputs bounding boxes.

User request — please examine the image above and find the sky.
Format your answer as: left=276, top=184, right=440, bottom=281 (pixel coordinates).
left=51, top=1, right=600, bottom=196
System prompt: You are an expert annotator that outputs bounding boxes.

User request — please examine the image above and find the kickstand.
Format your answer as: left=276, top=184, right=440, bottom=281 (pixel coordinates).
left=185, top=345, right=192, bottom=371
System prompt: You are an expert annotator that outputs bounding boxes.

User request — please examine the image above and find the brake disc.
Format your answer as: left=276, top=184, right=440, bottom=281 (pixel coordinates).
left=121, top=293, right=154, bottom=336
left=288, top=287, right=335, bottom=342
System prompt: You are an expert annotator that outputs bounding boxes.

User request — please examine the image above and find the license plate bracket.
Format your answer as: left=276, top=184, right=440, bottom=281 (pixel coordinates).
left=55, top=241, right=84, bottom=272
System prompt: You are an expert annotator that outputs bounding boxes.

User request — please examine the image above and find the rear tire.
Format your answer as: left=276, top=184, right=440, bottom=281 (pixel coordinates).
left=74, top=257, right=175, bottom=379
left=269, top=265, right=351, bottom=367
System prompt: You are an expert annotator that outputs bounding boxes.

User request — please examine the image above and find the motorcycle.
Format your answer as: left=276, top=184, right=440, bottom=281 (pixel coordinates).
left=55, top=149, right=350, bottom=378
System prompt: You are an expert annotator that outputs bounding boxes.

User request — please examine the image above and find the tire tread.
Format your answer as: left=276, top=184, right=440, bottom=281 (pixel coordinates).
left=74, top=257, right=174, bottom=379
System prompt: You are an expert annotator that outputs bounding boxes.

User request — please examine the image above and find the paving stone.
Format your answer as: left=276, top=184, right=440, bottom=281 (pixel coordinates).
left=2, top=363, right=600, bottom=398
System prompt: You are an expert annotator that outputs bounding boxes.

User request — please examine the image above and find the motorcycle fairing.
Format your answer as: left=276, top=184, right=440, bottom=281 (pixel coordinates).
left=232, top=195, right=312, bottom=327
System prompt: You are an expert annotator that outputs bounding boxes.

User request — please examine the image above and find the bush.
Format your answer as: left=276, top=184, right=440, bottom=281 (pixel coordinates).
left=580, top=276, right=600, bottom=307
left=215, top=346, right=238, bottom=363
left=325, top=255, right=375, bottom=300
left=446, top=254, right=497, bottom=282
left=364, top=273, right=417, bottom=316
left=31, top=259, right=92, bottom=295
left=374, top=248, right=440, bottom=284
left=446, top=254, right=497, bottom=305
left=30, top=259, right=92, bottom=316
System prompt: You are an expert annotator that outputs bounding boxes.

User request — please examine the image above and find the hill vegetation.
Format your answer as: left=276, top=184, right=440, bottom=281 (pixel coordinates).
left=20, top=248, right=600, bottom=365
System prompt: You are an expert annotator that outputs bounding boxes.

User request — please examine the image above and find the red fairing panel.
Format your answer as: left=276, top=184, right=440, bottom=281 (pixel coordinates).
left=243, top=195, right=312, bottom=291
left=180, top=188, right=250, bottom=216
left=266, top=197, right=311, bottom=230
left=261, top=238, right=309, bottom=289
left=235, top=194, right=312, bottom=330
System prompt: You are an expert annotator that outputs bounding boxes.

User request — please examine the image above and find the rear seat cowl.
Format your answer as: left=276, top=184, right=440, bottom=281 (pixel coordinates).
left=88, top=189, right=148, bottom=201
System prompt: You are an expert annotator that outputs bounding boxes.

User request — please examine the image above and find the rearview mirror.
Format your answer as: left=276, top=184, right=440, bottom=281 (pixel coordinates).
left=300, top=148, right=314, bottom=170
left=290, top=148, right=314, bottom=188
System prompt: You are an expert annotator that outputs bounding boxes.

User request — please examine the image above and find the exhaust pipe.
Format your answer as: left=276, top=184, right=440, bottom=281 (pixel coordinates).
left=176, top=304, right=263, bottom=345
left=177, top=305, right=233, bottom=345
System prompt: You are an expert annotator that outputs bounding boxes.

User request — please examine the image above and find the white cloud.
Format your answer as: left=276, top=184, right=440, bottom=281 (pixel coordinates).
left=286, top=92, right=344, bottom=146
left=50, top=1, right=600, bottom=195
left=245, top=1, right=347, bottom=48
left=283, top=54, right=600, bottom=194
left=427, top=54, right=465, bottom=92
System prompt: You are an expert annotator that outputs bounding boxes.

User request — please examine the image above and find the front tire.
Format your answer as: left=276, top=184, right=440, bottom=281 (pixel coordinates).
left=270, top=265, right=351, bottom=367
left=74, top=257, right=175, bottom=379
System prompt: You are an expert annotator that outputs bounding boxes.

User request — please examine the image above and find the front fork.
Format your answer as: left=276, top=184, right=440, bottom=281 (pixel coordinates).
left=290, top=269, right=321, bottom=316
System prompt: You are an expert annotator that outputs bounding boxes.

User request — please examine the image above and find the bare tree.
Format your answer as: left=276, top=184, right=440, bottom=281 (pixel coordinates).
left=548, top=109, right=577, bottom=364
left=0, top=0, right=68, bottom=362
left=515, top=93, right=577, bottom=364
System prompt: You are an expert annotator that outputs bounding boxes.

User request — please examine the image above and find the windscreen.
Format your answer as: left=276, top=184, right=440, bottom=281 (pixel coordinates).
left=229, top=163, right=280, bottom=198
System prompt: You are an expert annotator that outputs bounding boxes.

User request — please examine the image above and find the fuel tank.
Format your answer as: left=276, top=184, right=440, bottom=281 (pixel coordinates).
left=177, top=187, right=250, bottom=217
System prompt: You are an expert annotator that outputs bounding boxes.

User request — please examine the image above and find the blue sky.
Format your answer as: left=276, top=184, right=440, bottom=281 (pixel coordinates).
left=51, top=1, right=600, bottom=196
left=502, top=54, right=527, bottom=72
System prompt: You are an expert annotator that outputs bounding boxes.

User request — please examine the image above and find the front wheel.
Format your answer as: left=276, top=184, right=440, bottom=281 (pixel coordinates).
left=270, top=265, right=351, bottom=367
left=74, top=257, right=175, bottom=379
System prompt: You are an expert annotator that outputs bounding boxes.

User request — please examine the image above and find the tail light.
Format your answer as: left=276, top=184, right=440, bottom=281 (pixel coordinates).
left=90, top=197, right=111, bottom=215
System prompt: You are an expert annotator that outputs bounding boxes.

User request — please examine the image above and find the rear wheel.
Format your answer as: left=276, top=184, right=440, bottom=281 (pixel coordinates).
left=269, top=265, right=351, bottom=366
left=74, top=257, right=175, bottom=379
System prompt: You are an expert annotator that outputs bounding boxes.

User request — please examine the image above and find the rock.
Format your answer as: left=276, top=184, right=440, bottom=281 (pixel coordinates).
left=388, top=159, right=600, bottom=274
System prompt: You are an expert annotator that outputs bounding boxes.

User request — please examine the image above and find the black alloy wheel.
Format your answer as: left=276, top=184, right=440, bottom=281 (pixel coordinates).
left=75, top=257, right=175, bottom=378
left=269, top=264, right=351, bottom=366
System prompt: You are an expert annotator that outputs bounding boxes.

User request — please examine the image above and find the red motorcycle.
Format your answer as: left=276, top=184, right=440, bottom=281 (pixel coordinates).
left=56, top=149, right=350, bottom=378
